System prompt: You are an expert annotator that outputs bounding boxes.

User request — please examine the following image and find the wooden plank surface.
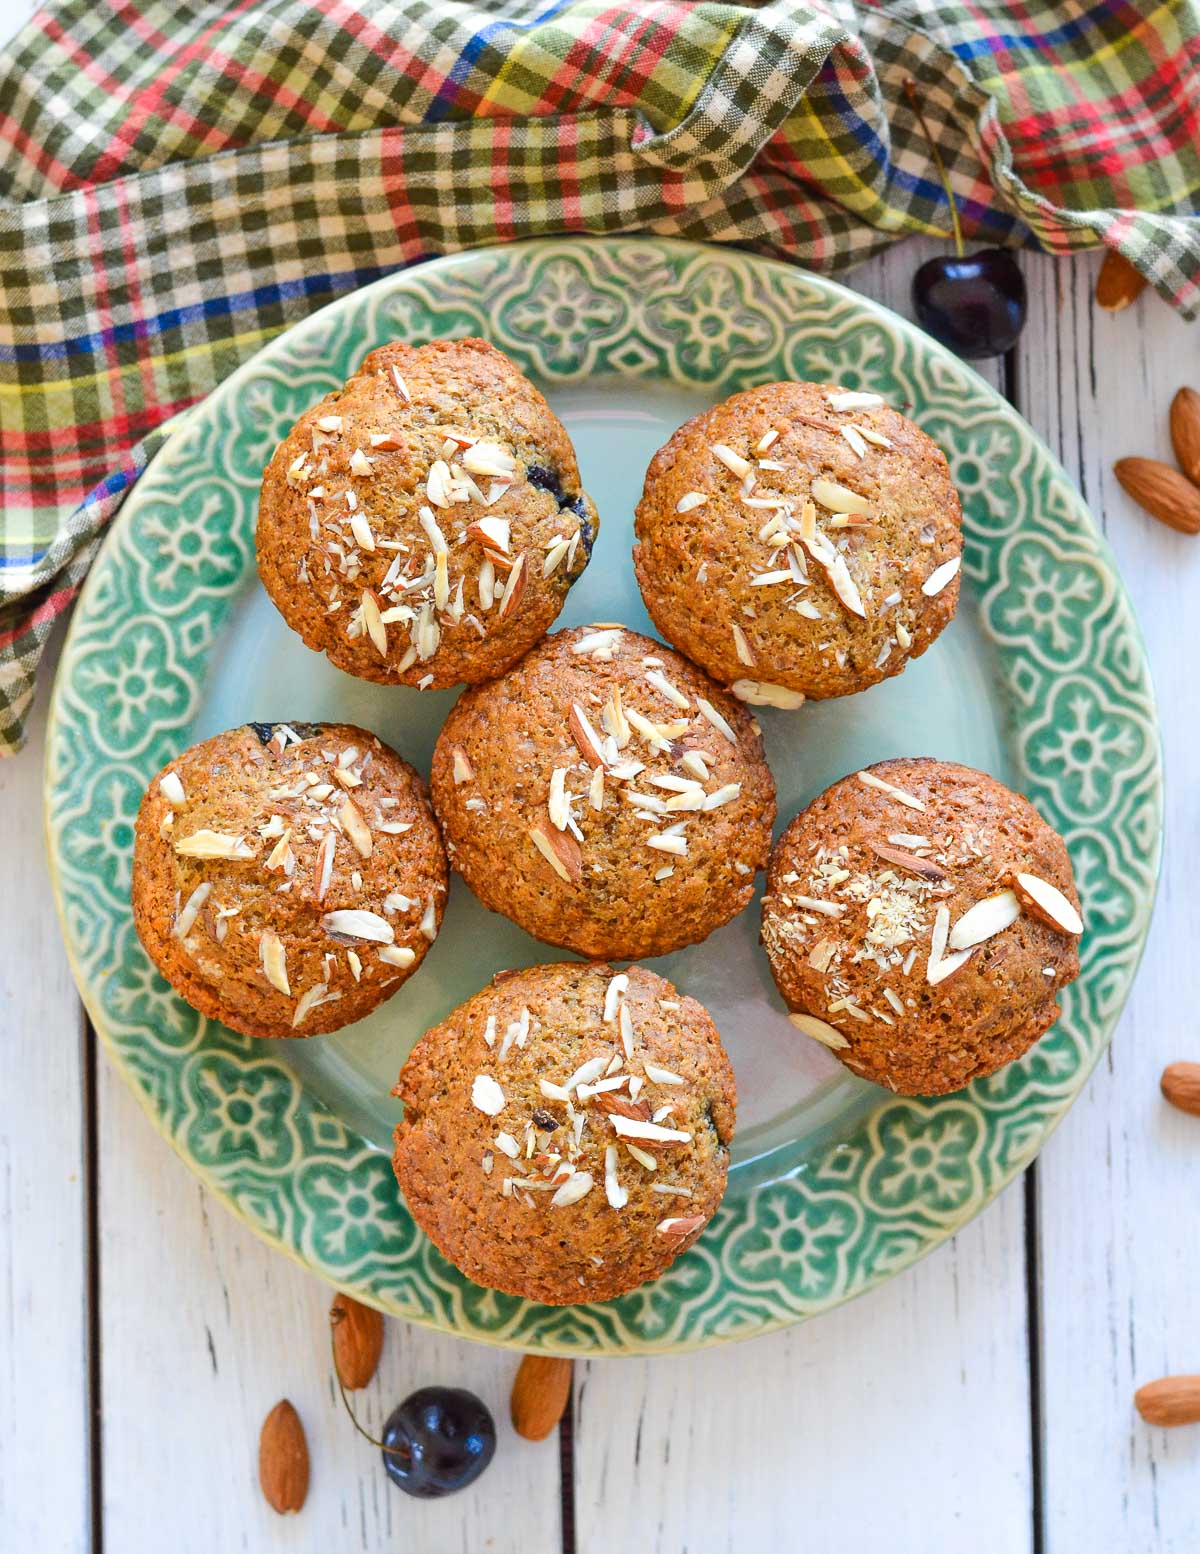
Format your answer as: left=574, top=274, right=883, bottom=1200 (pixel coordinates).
left=1020, top=251, right=1200, bottom=1554
left=0, top=640, right=92, bottom=1554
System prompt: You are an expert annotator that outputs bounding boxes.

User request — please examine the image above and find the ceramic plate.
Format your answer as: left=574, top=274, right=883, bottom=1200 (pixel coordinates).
left=45, top=238, right=1162, bottom=1354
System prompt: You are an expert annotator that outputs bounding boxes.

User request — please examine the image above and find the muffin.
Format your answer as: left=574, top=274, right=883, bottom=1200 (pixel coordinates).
left=761, top=757, right=1082, bottom=1095
left=430, top=624, right=776, bottom=959
left=132, top=722, right=448, bottom=1039
left=633, top=381, right=963, bottom=701
left=257, top=338, right=598, bottom=688
left=392, top=960, right=736, bottom=1304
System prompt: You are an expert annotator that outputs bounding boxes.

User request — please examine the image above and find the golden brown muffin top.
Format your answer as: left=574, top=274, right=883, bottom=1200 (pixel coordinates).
left=257, top=338, right=598, bottom=688
left=430, top=625, right=776, bottom=960
left=762, top=757, right=1082, bottom=1095
left=132, top=722, right=447, bottom=1039
left=633, top=381, right=962, bottom=700
left=392, top=961, right=736, bottom=1304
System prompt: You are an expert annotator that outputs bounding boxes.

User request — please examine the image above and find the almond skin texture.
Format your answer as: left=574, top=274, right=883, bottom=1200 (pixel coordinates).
left=1095, top=249, right=1149, bottom=312
left=1160, top=1061, right=1200, bottom=1117
left=331, top=1292, right=385, bottom=1390
left=259, top=1399, right=310, bottom=1514
left=1169, top=387, right=1200, bottom=487
left=1134, top=1375, right=1200, bottom=1427
left=511, top=1355, right=573, bottom=1440
left=1113, top=457, right=1200, bottom=535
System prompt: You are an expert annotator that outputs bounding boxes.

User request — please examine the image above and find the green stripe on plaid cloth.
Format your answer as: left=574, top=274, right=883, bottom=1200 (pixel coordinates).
left=0, top=0, right=1198, bottom=753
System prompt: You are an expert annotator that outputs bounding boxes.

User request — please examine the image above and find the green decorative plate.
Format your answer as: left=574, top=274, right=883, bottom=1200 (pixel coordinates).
left=45, top=239, right=1162, bottom=1354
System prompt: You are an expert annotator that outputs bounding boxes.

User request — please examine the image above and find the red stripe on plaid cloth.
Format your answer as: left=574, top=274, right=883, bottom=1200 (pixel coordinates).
left=40, top=15, right=128, bottom=101
left=0, top=109, right=84, bottom=191
left=0, top=581, right=77, bottom=653
left=88, top=0, right=263, bottom=185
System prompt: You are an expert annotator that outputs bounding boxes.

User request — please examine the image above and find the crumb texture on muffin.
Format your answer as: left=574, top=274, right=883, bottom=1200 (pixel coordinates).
left=132, top=722, right=447, bottom=1039
left=633, top=381, right=963, bottom=700
left=257, top=337, right=599, bottom=688
left=430, top=624, right=777, bottom=960
left=392, top=961, right=736, bottom=1304
left=761, top=757, right=1082, bottom=1095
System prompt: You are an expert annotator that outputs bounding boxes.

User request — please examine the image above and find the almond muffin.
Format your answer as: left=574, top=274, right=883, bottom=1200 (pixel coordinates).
left=132, top=722, right=447, bottom=1039
left=392, top=960, right=736, bottom=1304
left=429, top=624, right=777, bottom=960
left=257, top=338, right=598, bottom=688
left=633, top=381, right=963, bottom=702
left=761, top=757, right=1082, bottom=1095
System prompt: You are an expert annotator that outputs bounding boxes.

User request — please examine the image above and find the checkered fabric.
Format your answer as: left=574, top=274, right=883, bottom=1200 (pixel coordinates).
left=1, top=0, right=1198, bottom=753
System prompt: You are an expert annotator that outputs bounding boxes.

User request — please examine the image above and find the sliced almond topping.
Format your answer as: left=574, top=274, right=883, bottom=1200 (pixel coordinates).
left=159, top=771, right=186, bottom=808
left=603, top=1145, right=628, bottom=1209
left=388, top=367, right=411, bottom=403
left=608, top=1114, right=692, bottom=1145
left=645, top=669, right=690, bottom=710
left=529, top=824, right=582, bottom=885
left=339, top=797, right=373, bottom=859
left=462, top=441, right=516, bottom=478
left=425, top=458, right=452, bottom=509
left=595, top=1091, right=651, bottom=1123
left=656, top=1214, right=706, bottom=1238
left=827, top=390, right=884, bottom=412
left=321, top=909, right=394, bottom=943
left=550, top=1170, right=593, bottom=1208
left=856, top=770, right=926, bottom=812
left=785, top=894, right=844, bottom=917
left=823, top=551, right=867, bottom=618
left=547, top=768, right=571, bottom=831
left=452, top=746, right=475, bottom=784
left=787, top=1011, right=850, bottom=1050
left=676, top=491, right=708, bottom=514
left=292, top=983, right=334, bottom=1028
left=643, top=1062, right=684, bottom=1086
left=730, top=679, right=805, bottom=710
left=948, top=890, right=1021, bottom=951
left=711, top=443, right=752, bottom=479
left=172, top=881, right=211, bottom=939
left=928, top=903, right=951, bottom=974
left=928, top=947, right=972, bottom=985
left=922, top=556, right=961, bottom=597
left=313, top=834, right=335, bottom=903
left=695, top=696, right=738, bottom=746
left=1013, top=872, right=1084, bottom=936
left=471, top=1074, right=505, bottom=1116
left=840, top=424, right=868, bottom=459
left=808, top=938, right=838, bottom=972
left=174, top=830, right=255, bottom=860
left=259, top=931, right=291, bottom=996
left=361, top=589, right=387, bottom=656
left=496, top=552, right=528, bottom=621
left=867, top=841, right=947, bottom=880
left=646, top=833, right=688, bottom=857
left=572, top=627, right=624, bottom=658
left=730, top=624, right=756, bottom=667
left=603, top=974, right=629, bottom=1023
left=379, top=944, right=416, bottom=968
left=569, top=702, right=606, bottom=768
left=370, top=431, right=404, bottom=451
left=811, top=477, right=871, bottom=516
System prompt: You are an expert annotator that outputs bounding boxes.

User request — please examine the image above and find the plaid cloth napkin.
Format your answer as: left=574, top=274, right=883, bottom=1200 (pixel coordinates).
left=2, top=0, right=1198, bottom=754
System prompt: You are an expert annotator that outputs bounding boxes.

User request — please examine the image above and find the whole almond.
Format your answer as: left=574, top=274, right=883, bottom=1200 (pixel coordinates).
left=1095, top=249, right=1149, bottom=312
left=1113, top=457, right=1200, bottom=535
left=1160, top=1061, right=1200, bottom=1116
left=1134, top=1375, right=1200, bottom=1427
left=330, top=1291, right=385, bottom=1390
left=511, top=1355, right=573, bottom=1441
left=259, top=1399, right=310, bottom=1514
left=1169, top=387, right=1200, bottom=486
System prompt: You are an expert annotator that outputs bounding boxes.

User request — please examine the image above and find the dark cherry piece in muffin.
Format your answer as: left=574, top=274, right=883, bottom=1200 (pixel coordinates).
left=430, top=624, right=777, bottom=960
left=761, top=757, right=1082, bottom=1095
left=633, top=381, right=963, bottom=703
left=392, top=961, right=736, bottom=1304
left=132, top=722, right=447, bottom=1039
left=257, top=338, right=598, bottom=688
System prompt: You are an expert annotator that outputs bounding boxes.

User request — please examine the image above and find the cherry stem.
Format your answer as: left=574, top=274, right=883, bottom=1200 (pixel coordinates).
left=330, top=1320, right=407, bottom=1460
left=903, top=78, right=965, bottom=259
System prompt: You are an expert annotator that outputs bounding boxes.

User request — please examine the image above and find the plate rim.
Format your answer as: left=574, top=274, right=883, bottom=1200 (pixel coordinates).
left=43, top=234, right=1163, bottom=1355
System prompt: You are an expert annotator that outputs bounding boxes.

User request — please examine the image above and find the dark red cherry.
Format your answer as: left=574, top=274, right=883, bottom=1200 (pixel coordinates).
left=381, top=1387, right=496, bottom=1498
left=912, top=249, right=1027, bottom=360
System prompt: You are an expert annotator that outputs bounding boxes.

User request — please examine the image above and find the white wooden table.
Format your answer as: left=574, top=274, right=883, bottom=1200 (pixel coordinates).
left=2, top=10, right=1198, bottom=1548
